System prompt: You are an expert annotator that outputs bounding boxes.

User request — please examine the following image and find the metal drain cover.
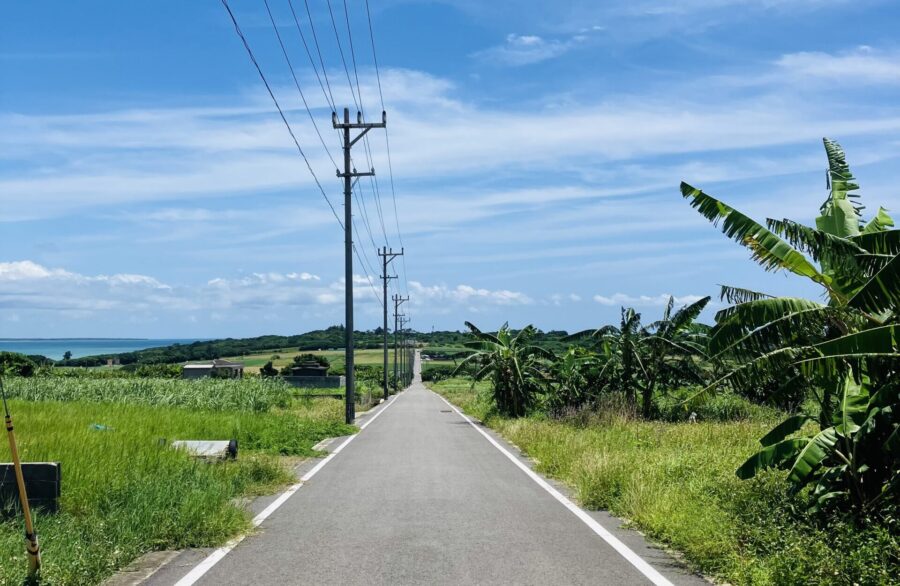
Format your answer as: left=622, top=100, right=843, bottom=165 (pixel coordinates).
left=440, top=409, right=452, bottom=413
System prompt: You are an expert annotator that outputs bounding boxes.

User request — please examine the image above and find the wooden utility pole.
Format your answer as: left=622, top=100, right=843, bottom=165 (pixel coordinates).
left=392, top=294, right=407, bottom=391
left=378, top=248, right=402, bottom=400
left=334, top=108, right=386, bottom=424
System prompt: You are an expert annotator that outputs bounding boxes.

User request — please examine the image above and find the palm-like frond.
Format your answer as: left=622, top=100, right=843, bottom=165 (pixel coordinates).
left=681, top=182, right=830, bottom=287
left=719, top=285, right=774, bottom=304
left=709, top=299, right=831, bottom=359
left=862, top=207, right=895, bottom=234
left=767, top=218, right=867, bottom=263
left=658, top=296, right=711, bottom=339
left=851, top=230, right=900, bottom=256
left=847, top=253, right=900, bottom=316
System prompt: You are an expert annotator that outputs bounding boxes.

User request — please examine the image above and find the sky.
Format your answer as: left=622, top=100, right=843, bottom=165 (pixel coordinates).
left=1, top=0, right=900, bottom=338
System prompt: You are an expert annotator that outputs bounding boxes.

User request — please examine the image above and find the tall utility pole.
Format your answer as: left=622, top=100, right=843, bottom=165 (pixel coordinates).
left=334, top=108, right=386, bottom=424
left=378, top=248, right=403, bottom=400
left=392, top=294, right=407, bottom=391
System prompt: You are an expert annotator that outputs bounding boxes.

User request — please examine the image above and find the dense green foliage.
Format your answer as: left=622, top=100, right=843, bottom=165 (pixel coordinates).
left=567, top=297, right=711, bottom=417
left=0, top=351, right=38, bottom=377
left=682, top=138, right=899, bottom=519
left=454, top=322, right=553, bottom=417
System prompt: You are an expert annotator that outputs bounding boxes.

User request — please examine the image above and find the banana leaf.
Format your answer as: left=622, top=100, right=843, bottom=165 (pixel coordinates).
left=847, top=253, right=900, bottom=315
left=736, top=438, right=808, bottom=479
left=681, top=182, right=830, bottom=287
left=787, top=427, right=839, bottom=486
left=759, top=414, right=814, bottom=447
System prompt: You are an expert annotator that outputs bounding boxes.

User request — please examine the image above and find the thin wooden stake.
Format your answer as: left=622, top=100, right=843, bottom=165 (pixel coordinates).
left=1, top=375, right=41, bottom=577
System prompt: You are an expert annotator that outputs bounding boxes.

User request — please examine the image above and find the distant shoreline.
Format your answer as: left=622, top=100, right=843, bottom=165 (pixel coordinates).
left=0, top=338, right=151, bottom=341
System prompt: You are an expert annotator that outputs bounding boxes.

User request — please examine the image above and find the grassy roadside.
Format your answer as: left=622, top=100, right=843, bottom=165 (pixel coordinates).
left=429, top=378, right=898, bottom=585
left=0, top=382, right=353, bottom=585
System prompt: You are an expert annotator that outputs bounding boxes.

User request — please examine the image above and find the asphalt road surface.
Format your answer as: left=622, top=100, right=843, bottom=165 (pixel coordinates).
left=164, top=354, right=706, bottom=586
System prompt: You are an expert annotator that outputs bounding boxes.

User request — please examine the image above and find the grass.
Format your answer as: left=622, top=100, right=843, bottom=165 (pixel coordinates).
left=3, top=376, right=294, bottom=412
left=429, top=378, right=899, bottom=586
left=223, top=349, right=393, bottom=373
left=0, top=380, right=353, bottom=585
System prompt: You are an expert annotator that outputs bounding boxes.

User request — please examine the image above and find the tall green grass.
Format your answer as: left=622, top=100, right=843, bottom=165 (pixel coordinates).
left=3, top=376, right=293, bottom=412
left=0, top=397, right=352, bottom=585
left=430, top=378, right=898, bottom=585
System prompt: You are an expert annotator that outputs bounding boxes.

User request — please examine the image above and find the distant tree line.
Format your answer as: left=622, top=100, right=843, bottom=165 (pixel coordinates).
left=51, top=326, right=578, bottom=368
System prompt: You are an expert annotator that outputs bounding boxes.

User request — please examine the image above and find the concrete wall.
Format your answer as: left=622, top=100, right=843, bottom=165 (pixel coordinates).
left=182, top=367, right=213, bottom=379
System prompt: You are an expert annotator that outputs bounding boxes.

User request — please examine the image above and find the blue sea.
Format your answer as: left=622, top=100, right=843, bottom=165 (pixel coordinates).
left=0, top=339, right=204, bottom=360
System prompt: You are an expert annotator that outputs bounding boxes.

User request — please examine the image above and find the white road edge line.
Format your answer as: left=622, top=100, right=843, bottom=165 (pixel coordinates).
left=173, top=392, right=402, bottom=586
left=433, top=391, right=674, bottom=586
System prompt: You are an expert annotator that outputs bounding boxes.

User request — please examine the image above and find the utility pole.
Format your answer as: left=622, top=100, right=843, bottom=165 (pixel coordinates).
left=378, top=248, right=403, bottom=400
left=399, top=315, right=410, bottom=387
left=334, top=108, right=387, bottom=424
left=392, top=294, right=407, bottom=391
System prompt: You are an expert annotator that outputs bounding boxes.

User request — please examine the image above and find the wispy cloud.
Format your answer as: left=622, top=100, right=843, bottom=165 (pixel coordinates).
left=472, top=33, right=587, bottom=65
left=593, top=293, right=707, bottom=307
left=776, top=46, right=900, bottom=84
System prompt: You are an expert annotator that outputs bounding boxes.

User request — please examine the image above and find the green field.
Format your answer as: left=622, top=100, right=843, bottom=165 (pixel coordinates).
left=0, top=377, right=354, bottom=585
left=224, top=348, right=395, bottom=373
left=428, top=378, right=898, bottom=585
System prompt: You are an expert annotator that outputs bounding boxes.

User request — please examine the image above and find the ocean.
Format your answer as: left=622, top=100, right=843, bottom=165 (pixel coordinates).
left=0, top=339, right=204, bottom=360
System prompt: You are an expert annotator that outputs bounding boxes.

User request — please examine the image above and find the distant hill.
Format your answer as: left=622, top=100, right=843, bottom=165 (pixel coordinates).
left=57, top=326, right=576, bottom=367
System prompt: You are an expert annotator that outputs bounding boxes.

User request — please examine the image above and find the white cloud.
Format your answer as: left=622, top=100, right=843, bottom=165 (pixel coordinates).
left=3, top=63, right=900, bottom=225
left=0, top=261, right=533, bottom=321
left=592, top=293, right=706, bottom=307
left=473, top=33, right=585, bottom=65
left=776, top=46, right=900, bottom=84
left=409, top=281, right=533, bottom=307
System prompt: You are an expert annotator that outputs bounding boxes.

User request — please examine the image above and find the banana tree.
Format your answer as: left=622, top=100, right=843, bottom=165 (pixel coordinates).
left=680, top=138, right=900, bottom=514
left=737, top=369, right=899, bottom=514
left=681, top=139, right=899, bottom=407
left=454, top=322, right=553, bottom=417
left=570, top=296, right=711, bottom=417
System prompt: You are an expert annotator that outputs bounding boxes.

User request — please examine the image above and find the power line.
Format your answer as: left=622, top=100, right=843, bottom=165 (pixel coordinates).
left=220, top=0, right=342, bottom=228
left=363, top=0, right=385, bottom=107
left=353, top=185, right=379, bottom=253
left=325, top=0, right=359, bottom=110
left=339, top=0, right=391, bottom=253
left=341, top=0, right=365, bottom=113
left=361, top=0, right=408, bottom=297
left=262, top=0, right=337, bottom=170
left=286, top=0, right=335, bottom=113
left=352, top=243, right=382, bottom=307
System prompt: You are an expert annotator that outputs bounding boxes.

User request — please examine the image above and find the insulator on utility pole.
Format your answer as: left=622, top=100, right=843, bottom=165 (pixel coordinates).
left=334, top=107, right=386, bottom=425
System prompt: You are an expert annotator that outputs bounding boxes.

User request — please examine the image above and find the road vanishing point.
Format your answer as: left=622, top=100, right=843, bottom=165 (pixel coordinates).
left=149, top=353, right=706, bottom=586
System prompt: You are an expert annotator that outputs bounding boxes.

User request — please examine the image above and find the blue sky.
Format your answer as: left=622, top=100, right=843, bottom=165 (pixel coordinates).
left=2, top=0, right=900, bottom=338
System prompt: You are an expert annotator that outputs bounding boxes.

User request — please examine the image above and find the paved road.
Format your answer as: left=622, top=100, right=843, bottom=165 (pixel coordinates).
left=164, top=354, right=705, bottom=585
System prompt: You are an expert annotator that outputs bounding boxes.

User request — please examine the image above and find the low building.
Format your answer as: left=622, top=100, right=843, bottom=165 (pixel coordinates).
left=182, top=359, right=244, bottom=379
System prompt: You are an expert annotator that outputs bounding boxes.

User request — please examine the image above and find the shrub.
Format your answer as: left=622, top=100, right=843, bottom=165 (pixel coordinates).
left=0, top=351, right=37, bottom=377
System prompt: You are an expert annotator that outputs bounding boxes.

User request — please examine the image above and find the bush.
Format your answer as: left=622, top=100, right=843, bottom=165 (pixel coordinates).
left=130, top=363, right=182, bottom=378
left=655, top=386, right=777, bottom=422
left=421, top=364, right=458, bottom=382
left=0, top=351, right=37, bottom=377
left=260, top=361, right=279, bottom=378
